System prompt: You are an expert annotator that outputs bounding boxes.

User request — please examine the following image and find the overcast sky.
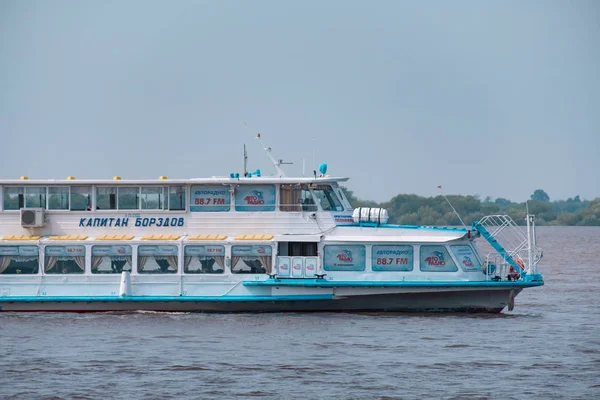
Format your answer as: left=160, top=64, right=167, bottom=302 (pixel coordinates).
left=1, top=0, right=598, bottom=202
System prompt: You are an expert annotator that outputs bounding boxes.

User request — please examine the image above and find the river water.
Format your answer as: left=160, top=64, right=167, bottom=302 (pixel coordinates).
left=1, top=227, right=599, bottom=399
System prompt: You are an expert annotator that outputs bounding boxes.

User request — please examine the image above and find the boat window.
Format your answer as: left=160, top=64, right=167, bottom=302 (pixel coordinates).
left=70, top=186, right=92, bottom=211
left=450, top=245, right=482, bottom=272
left=231, top=245, right=272, bottom=274
left=234, top=185, right=276, bottom=212
left=96, top=187, right=117, bottom=210
left=419, top=245, right=458, bottom=272
left=138, top=245, right=178, bottom=273
left=141, top=187, right=167, bottom=210
left=3, top=187, right=24, bottom=210
left=48, top=187, right=69, bottom=210
left=278, top=242, right=318, bottom=257
left=335, top=186, right=354, bottom=211
left=169, top=186, right=186, bottom=211
left=0, top=246, right=39, bottom=274
left=190, top=185, right=230, bottom=212
left=371, top=245, right=414, bottom=271
left=118, top=187, right=139, bottom=210
left=25, top=187, right=46, bottom=208
left=91, top=245, right=132, bottom=274
left=279, top=184, right=314, bottom=212
left=323, top=245, right=366, bottom=271
left=184, top=245, right=225, bottom=274
left=311, top=185, right=343, bottom=211
left=44, top=246, right=85, bottom=274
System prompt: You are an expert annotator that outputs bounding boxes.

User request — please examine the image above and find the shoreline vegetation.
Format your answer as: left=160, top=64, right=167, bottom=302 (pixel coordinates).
left=342, top=188, right=600, bottom=227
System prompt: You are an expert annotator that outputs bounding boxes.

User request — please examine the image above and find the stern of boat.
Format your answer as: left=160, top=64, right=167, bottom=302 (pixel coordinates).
left=472, top=213, right=544, bottom=285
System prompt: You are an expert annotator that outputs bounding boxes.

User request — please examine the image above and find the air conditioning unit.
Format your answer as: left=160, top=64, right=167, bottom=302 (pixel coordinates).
left=21, top=208, right=45, bottom=228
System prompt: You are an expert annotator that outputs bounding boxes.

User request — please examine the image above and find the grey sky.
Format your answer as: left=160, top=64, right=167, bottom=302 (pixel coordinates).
left=1, top=0, right=598, bottom=203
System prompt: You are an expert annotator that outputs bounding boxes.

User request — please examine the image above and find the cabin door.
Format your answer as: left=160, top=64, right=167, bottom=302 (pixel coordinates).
left=277, top=242, right=318, bottom=278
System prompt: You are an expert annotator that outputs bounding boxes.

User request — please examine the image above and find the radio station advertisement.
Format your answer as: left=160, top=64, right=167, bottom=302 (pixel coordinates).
left=92, top=245, right=132, bottom=257
left=419, top=245, right=458, bottom=272
left=190, top=185, right=230, bottom=212
left=138, top=245, right=178, bottom=256
left=323, top=245, right=366, bottom=271
left=371, top=245, right=413, bottom=271
left=45, top=246, right=86, bottom=256
left=0, top=246, right=39, bottom=256
left=234, top=185, right=276, bottom=212
left=231, top=245, right=272, bottom=256
left=184, top=245, right=225, bottom=256
left=450, top=245, right=481, bottom=272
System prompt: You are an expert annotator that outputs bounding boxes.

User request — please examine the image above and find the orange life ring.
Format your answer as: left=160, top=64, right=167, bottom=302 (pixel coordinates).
left=509, top=266, right=520, bottom=280
left=516, top=257, right=525, bottom=271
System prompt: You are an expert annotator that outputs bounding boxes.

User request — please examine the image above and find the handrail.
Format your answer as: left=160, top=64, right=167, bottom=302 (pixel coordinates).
left=473, top=214, right=543, bottom=282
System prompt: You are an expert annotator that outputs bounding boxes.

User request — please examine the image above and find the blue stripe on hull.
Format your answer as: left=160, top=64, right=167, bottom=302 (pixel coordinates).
left=242, top=279, right=544, bottom=288
left=0, top=294, right=334, bottom=303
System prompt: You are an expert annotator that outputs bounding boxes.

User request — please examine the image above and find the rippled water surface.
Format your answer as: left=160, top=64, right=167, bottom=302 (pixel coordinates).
left=1, top=227, right=599, bottom=399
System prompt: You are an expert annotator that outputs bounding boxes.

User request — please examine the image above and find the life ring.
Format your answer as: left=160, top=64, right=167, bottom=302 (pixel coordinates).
left=508, top=257, right=525, bottom=280
left=509, top=266, right=520, bottom=280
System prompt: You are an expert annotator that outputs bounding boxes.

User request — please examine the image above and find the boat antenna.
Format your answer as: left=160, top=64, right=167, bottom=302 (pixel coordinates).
left=243, top=144, right=248, bottom=177
left=312, top=137, right=316, bottom=179
left=438, top=185, right=468, bottom=230
left=256, top=133, right=292, bottom=177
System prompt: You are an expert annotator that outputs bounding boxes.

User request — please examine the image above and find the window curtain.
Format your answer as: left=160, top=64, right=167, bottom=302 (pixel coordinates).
left=166, top=256, right=178, bottom=272
left=258, top=256, right=272, bottom=274
left=73, top=256, right=85, bottom=272
left=280, top=186, right=291, bottom=210
left=45, top=256, right=58, bottom=273
left=92, top=256, right=104, bottom=272
left=138, top=256, right=148, bottom=272
left=232, top=256, right=241, bottom=271
left=214, top=256, right=225, bottom=269
left=184, top=256, right=193, bottom=272
left=0, top=256, right=12, bottom=274
left=291, top=188, right=302, bottom=211
left=280, top=186, right=301, bottom=211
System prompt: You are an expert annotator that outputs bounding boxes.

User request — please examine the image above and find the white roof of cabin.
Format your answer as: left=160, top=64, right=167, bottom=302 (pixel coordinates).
left=0, top=176, right=349, bottom=185
left=323, top=235, right=464, bottom=243
left=325, top=225, right=468, bottom=243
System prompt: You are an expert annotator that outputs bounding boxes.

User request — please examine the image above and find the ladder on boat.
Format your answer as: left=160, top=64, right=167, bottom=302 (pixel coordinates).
left=472, top=214, right=543, bottom=282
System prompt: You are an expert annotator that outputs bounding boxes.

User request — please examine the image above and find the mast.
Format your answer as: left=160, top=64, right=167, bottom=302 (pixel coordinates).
left=256, top=133, right=290, bottom=177
left=243, top=144, right=248, bottom=177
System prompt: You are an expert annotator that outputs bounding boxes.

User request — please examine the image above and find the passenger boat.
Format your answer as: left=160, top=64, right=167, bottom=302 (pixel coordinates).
left=0, top=137, right=543, bottom=312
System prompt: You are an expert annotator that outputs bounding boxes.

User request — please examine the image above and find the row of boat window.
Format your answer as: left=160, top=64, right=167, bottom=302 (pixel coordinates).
left=0, top=184, right=344, bottom=212
left=0, top=245, right=272, bottom=275
left=0, top=244, right=481, bottom=275
left=322, top=244, right=481, bottom=273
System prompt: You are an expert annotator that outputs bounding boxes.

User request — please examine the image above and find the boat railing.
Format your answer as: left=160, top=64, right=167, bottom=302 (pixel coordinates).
left=473, top=214, right=543, bottom=282
left=277, top=203, right=319, bottom=212
left=482, top=251, right=528, bottom=281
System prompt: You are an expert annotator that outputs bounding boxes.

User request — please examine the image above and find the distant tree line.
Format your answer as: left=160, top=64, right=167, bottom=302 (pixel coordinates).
left=341, top=187, right=600, bottom=226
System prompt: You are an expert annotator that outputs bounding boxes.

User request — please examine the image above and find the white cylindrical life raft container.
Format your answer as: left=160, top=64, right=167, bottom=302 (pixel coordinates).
left=352, top=207, right=390, bottom=224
